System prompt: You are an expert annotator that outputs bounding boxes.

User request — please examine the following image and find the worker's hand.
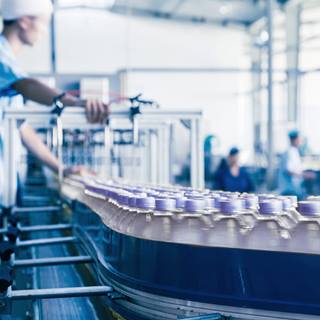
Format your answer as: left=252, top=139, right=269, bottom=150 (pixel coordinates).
left=81, top=99, right=110, bottom=124
left=63, top=165, right=96, bottom=178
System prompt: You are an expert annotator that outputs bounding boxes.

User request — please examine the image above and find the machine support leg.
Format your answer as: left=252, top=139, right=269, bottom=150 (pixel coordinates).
left=0, top=224, right=72, bottom=235
left=17, top=236, right=76, bottom=248
left=12, top=206, right=61, bottom=214
left=9, top=286, right=113, bottom=300
left=14, top=256, right=93, bottom=267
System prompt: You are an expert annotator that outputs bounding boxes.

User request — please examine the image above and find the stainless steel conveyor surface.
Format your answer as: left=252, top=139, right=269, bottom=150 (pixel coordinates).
left=27, top=207, right=100, bottom=320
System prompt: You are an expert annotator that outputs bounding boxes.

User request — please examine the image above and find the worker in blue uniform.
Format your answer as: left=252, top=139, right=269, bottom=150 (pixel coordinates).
left=278, top=130, right=315, bottom=198
left=278, top=130, right=304, bottom=197
left=0, top=0, right=109, bottom=204
left=214, top=147, right=254, bottom=193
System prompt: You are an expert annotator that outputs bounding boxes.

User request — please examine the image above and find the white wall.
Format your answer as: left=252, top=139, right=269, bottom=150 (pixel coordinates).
left=123, top=71, right=252, bottom=158
left=18, top=9, right=253, bottom=163
left=298, top=6, right=320, bottom=154
left=55, top=10, right=250, bottom=72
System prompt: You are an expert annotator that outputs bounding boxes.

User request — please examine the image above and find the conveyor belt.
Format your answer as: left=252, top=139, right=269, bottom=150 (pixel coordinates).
left=23, top=200, right=101, bottom=320
left=62, top=180, right=320, bottom=319
left=35, top=237, right=99, bottom=319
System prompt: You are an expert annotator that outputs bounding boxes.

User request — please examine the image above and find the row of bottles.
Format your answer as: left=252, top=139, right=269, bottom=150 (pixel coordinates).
left=73, top=176, right=320, bottom=248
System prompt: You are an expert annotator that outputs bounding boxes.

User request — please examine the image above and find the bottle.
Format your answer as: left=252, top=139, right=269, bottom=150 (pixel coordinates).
left=108, top=192, right=132, bottom=230
left=255, top=199, right=290, bottom=239
left=102, top=189, right=125, bottom=225
left=140, top=198, right=176, bottom=240
left=126, top=197, right=156, bottom=235
left=277, top=196, right=299, bottom=228
left=207, top=198, right=245, bottom=246
left=297, top=201, right=320, bottom=220
left=215, top=198, right=243, bottom=216
left=290, top=201, right=320, bottom=250
left=117, top=194, right=146, bottom=233
left=172, top=199, right=211, bottom=245
left=239, top=195, right=259, bottom=230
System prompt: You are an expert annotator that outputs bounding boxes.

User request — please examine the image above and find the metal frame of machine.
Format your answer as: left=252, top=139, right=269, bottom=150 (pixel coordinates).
left=0, top=105, right=205, bottom=319
left=2, top=106, right=204, bottom=208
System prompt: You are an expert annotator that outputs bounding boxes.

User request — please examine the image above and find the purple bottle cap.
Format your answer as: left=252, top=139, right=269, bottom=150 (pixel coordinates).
left=86, top=183, right=107, bottom=196
left=108, top=190, right=119, bottom=199
left=117, top=194, right=130, bottom=206
left=128, top=195, right=143, bottom=207
left=184, top=199, right=206, bottom=213
left=219, top=199, right=243, bottom=214
left=136, top=197, right=156, bottom=210
left=259, top=200, right=282, bottom=215
left=298, top=201, right=320, bottom=216
left=215, top=197, right=227, bottom=209
left=155, top=198, right=176, bottom=211
left=176, top=197, right=187, bottom=209
left=102, top=188, right=109, bottom=195
left=258, top=194, right=275, bottom=201
left=85, top=184, right=97, bottom=194
left=103, top=187, right=112, bottom=197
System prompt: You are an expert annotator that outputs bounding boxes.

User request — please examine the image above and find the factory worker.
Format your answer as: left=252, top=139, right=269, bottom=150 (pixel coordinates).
left=214, top=147, right=255, bottom=193
left=0, top=0, right=109, bottom=204
left=278, top=130, right=314, bottom=198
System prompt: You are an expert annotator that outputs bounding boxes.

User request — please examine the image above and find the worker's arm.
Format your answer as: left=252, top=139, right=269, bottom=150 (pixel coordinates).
left=19, top=124, right=60, bottom=173
left=19, top=124, right=95, bottom=177
left=12, top=78, right=109, bottom=123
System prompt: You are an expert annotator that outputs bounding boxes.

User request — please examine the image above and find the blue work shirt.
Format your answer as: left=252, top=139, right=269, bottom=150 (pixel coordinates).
left=278, top=146, right=304, bottom=198
left=0, top=34, right=27, bottom=205
left=214, top=159, right=255, bottom=193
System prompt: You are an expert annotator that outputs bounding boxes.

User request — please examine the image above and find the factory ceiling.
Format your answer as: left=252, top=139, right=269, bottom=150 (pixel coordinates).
left=56, top=0, right=291, bottom=26
left=111, top=0, right=267, bottom=26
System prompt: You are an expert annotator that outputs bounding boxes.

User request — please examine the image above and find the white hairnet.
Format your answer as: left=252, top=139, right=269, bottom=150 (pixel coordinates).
left=1, top=0, right=53, bottom=20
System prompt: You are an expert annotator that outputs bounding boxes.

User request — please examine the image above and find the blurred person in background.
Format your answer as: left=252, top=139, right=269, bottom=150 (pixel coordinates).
left=214, top=147, right=255, bottom=193
left=278, top=130, right=315, bottom=199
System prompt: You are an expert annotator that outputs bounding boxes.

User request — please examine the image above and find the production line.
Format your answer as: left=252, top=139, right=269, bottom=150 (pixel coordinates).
left=0, top=104, right=320, bottom=319
left=0, top=104, right=208, bottom=320
left=1, top=0, right=320, bottom=319
left=2, top=169, right=320, bottom=319
left=3, top=173, right=320, bottom=319
left=62, top=176, right=320, bottom=319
